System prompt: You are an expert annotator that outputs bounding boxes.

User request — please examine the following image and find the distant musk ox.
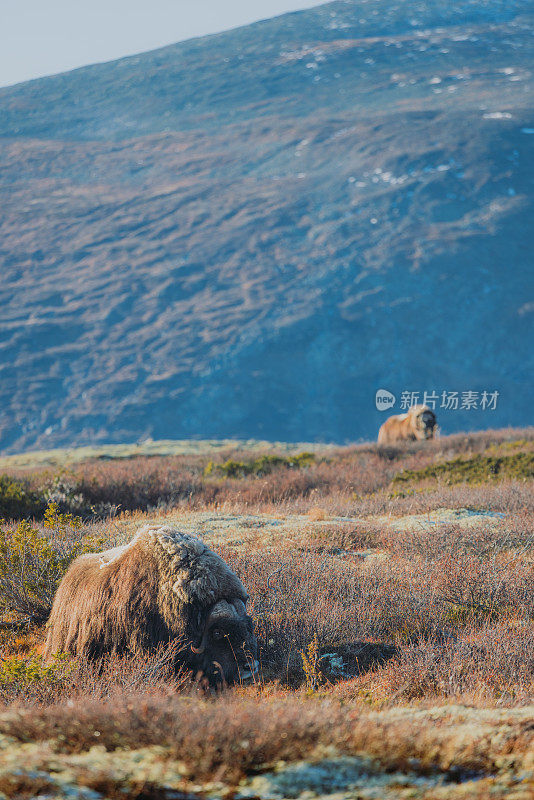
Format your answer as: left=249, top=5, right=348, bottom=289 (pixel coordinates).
left=45, top=525, right=258, bottom=685
left=378, top=404, right=437, bottom=445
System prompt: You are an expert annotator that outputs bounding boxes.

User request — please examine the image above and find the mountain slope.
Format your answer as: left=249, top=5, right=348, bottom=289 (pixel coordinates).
left=0, top=0, right=533, bottom=452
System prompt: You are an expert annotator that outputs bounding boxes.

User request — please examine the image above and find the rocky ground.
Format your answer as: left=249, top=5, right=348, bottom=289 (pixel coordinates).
left=0, top=704, right=532, bottom=798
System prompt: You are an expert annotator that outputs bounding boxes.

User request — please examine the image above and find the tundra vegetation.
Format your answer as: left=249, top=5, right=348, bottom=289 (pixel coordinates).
left=0, top=428, right=533, bottom=798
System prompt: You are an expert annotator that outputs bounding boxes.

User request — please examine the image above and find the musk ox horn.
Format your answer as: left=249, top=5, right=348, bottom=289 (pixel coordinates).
left=232, top=598, right=247, bottom=617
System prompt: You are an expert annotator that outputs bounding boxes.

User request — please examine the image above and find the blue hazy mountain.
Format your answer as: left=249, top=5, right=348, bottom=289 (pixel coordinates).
left=0, top=0, right=532, bottom=451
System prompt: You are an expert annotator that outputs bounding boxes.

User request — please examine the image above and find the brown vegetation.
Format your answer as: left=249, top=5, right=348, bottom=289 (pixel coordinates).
left=4, top=427, right=532, bottom=519
left=0, top=428, right=532, bottom=795
left=0, top=693, right=532, bottom=796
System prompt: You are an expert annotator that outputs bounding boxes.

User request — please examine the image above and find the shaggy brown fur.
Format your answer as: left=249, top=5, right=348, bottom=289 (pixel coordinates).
left=45, top=525, right=256, bottom=684
left=378, top=405, right=437, bottom=445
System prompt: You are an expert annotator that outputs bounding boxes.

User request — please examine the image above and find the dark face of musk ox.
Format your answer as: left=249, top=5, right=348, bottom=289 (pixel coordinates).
left=418, top=410, right=436, bottom=438
left=188, top=599, right=258, bottom=686
left=415, top=409, right=436, bottom=439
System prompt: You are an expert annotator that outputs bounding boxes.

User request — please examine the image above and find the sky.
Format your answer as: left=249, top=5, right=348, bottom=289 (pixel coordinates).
left=1, top=0, right=323, bottom=88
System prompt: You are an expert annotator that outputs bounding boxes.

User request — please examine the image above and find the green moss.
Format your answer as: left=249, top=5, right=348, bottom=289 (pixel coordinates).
left=393, top=452, right=534, bottom=485
left=204, top=451, right=315, bottom=478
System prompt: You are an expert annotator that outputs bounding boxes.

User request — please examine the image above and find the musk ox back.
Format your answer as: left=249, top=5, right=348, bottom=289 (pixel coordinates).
left=378, top=404, right=437, bottom=445
left=45, top=525, right=257, bottom=685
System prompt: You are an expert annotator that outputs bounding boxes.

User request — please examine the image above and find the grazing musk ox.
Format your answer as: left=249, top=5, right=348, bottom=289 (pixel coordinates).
left=44, top=525, right=257, bottom=685
left=378, top=404, right=437, bottom=445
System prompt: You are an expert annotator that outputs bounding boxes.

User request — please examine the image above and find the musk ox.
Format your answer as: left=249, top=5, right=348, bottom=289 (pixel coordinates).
left=378, top=404, right=437, bottom=445
left=44, top=525, right=258, bottom=686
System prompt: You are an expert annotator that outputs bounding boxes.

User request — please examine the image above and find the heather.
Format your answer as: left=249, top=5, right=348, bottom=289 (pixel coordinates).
left=0, top=428, right=532, bottom=797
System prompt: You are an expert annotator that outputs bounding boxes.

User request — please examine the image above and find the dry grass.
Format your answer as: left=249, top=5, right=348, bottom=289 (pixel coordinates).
left=0, top=693, right=532, bottom=790
left=3, top=512, right=531, bottom=699
left=3, top=427, right=531, bottom=519
left=0, top=644, right=189, bottom=706
left=0, top=428, right=533, bottom=795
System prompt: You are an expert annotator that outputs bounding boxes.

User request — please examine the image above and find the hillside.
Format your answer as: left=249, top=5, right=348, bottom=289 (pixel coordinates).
left=0, top=0, right=533, bottom=453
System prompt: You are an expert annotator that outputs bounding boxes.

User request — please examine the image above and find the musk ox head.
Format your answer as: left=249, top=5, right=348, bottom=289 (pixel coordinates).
left=144, top=526, right=258, bottom=686
left=410, top=405, right=437, bottom=439
left=188, top=597, right=258, bottom=686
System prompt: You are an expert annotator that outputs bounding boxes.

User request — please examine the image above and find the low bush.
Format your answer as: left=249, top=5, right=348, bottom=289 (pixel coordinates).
left=0, top=651, right=72, bottom=703
left=0, top=645, right=187, bottom=705
left=0, top=502, right=88, bottom=623
left=0, top=427, right=531, bottom=722
left=204, top=451, right=316, bottom=478
left=393, top=452, right=534, bottom=485
left=3, top=429, right=532, bottom=519
left=1, top=692, right=533, bottom=786
left=0, top=474, right=43, bottom=519
left=355, top=620, right=534, bottom=702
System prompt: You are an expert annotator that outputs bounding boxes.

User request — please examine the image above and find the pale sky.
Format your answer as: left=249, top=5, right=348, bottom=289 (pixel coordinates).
left=1, top=1, right=324, bottom=88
